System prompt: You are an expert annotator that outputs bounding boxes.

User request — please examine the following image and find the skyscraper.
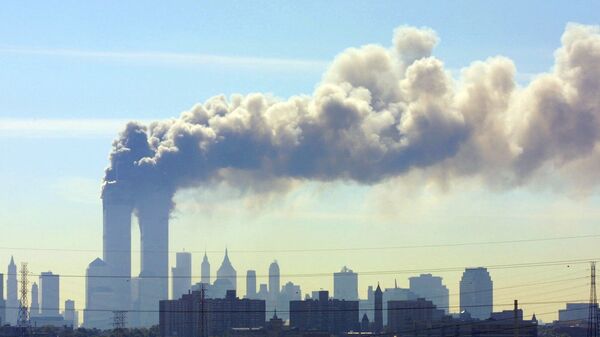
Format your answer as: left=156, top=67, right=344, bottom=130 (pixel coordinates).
left=137, top=191, right=171, bottom=327
left=201, top=252, right=210, bottom=284
left=216, top=249, right=236, bottom=291
left=83, top=258, right=113, bottom=329
left=171, top=252, right=192, bottom=299
left=6, top=256, right=18, bottom=325
left=101, top=186, right=132, bottom=315
left=374, top=284, right=383, bottom=333
left=409, top=274, right=449, bottom=313
left=30, top=282, right=39, bottom=317
left=334, top=266, right=358, bottom=301
left=40, top=272, right=60, bottom=317
left=268, top=261, right=280, bottom=296
left=246, top=270, right=257, bottom=299
left=460, top=267, right=493, bottom=320
left=63, top=299, right=78, bottom=327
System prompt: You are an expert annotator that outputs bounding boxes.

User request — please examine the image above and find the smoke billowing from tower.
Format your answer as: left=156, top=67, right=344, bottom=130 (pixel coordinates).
left=99, top=23, right=600, bottom=325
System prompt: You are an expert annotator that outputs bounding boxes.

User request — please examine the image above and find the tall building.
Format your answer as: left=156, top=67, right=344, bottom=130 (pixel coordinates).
left=171, top=252, right=192, bottom=299
left=334, top=266, right=358, bottom=301
left=460, top=267, right=493, bottom=320
left=268, top=261, right=280, bottom=296
left=160, top=290, right=265, bottom=337
left=40, top=272, right=60, bottom=317
left=257, top=284, right=268, bottom=301
left=102, top=183, right=171, bottom=327
left=136, top=191, right=171, bottom=327
left=101, top=185, right=132, bottom=316
left=201, top=252, right=210, bottom=284
left=63, top=299, right=78, bottom=327
left=216, top=249, right=237, bottom=292
left=246, top=270, right=257, bottom=299
left=289, top=290, right=359, bottom=334
left=374, top=284, right=383, bottom=333
left=278, top=282, right=301, bottom=320
left=83, top=258, right=113, bottom=329
left=6, top=256, right=18, bottom=325
left=409, top=274, right=450, bottom=314
left=0, top=273, right=5, bottom=325
left=30, top=282, right=39, bottom=317
left=382, top=282, right=418, bottom=324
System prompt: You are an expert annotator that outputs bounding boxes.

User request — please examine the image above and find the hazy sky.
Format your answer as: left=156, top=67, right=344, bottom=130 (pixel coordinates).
left=1, top=1, right=600, bottom=322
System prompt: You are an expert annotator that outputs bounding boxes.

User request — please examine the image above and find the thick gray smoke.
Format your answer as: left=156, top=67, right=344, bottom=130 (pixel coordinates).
left=103, top=23, right=600, bottom=208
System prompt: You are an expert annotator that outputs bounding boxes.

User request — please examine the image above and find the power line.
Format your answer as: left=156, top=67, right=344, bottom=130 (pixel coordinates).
left=1, top=233, right=599, bottom=254
left=17, top=257, right=593, bottom=279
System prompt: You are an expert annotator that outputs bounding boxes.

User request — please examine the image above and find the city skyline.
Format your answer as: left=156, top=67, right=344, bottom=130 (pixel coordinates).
left=1, top=1, right=600, bottom=332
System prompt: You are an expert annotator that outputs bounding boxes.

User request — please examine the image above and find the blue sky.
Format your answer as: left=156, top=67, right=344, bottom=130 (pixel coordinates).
left=1, top=1, right=600, bottom=320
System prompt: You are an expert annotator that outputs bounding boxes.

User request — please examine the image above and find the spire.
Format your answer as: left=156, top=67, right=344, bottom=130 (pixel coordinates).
left=9, top=255, right=14, bottom=266
left=202, top=250, right=209, bottom=262
left=395, top=279, right=398, bottom=288
left=375, top=283, right=382, bottom=293
left=273, top=309, right=278, bottom=319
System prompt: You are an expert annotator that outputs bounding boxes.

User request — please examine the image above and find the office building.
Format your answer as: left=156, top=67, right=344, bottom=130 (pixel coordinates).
left=171, top=252, right=192, bottom=299
left=246, top=270, right=257, bottom=299
left=201, top=252, right=210, bottom=284
left=83, top=258, right=113, bottom=329
left=374, top=285, right=383, bottom=333
left=387, top=298, right=445, bottom=334
left=0, top=273, right=4, bottom=325
left=30, top=282, right=39, bottom=317
left=409, top=274, right=449, bottom=314
left=216, top=249, right=237, bottom=292
left=460, top=267, right=493, bottom=320
left=334, top=266, right=358, bottom=301
left=160, top=290, right=265, bottom=337
left=289, top=290, right=359, bottom=334
left=6, top=257, right=18, bottom=325
left=63, top=299, right=79, bottom=328
left=39, top=272, right=60, bottom=317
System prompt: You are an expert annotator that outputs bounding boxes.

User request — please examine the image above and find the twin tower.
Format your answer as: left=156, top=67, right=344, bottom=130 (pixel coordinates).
left=101, top=185, right=171, bottom=327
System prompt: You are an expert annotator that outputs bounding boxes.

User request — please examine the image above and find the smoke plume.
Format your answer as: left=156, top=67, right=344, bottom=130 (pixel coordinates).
left=103, top=23, right=600, bottom=208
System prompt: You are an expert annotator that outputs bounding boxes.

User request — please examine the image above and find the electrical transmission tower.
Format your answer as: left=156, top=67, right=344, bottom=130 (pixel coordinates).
left=18, top=262, right=29, bottom=328
left=588, top=261, right=599, bottom=337
left=112, top=310, right=127, bottom=337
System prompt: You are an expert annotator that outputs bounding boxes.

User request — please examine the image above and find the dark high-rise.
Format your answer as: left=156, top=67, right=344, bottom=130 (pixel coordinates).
left=159, top=290, right=265, bottom=337
left=374, top=284, right=383, bottom=333
left=289, top=290, right=359, bottom=335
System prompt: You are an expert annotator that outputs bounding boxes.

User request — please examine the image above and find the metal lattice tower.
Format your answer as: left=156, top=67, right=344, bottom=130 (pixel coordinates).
left=17, top=262, right=29, bottom=328
left=112, top=310, right=127, bottom=337
left=588, top=262, right=598, bottom=337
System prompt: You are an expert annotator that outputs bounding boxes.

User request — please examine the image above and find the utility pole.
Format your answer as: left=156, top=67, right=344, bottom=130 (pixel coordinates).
left=588, top=262, right=598, bottom=337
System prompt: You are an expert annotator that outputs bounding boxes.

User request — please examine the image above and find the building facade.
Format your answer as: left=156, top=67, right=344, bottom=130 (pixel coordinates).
left=172, top=252, right=192, bottom=299
left=333, top=266, right=358, bottom=301
left=39, top=272, right=60, bottom=317
left=409, top=274, right=449, bottom=314
left=460, top=267, right=493, bottom=320
left=289, top=290, right=359, bottom=335
left=160, top=290, right=265, bottom=337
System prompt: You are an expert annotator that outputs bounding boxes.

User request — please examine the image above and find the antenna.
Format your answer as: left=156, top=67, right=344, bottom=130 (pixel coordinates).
left=588, top=261, right=598, bottom=337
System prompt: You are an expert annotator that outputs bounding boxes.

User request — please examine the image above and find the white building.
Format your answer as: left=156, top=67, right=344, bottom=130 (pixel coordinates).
left=334, top=266, right=358, bottom=301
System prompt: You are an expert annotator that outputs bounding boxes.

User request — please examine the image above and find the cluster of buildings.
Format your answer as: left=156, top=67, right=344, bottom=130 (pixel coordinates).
left=159, top=262, right=538, bottom=337
left=0, top=257, right=78, bottom=328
